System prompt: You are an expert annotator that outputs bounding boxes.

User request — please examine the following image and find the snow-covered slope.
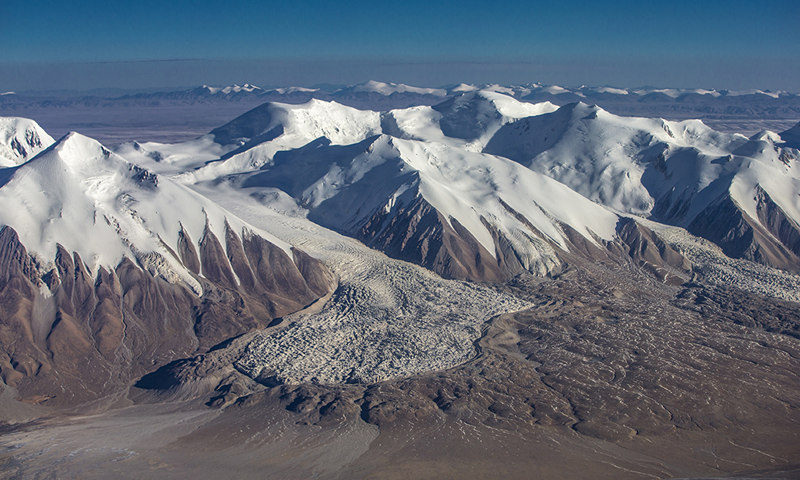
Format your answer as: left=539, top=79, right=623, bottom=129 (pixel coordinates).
left=114, top=135, right=233, bottom=176
left=175, top=99, right=382, bottom=182
left=780, top=121, right=800, bottom=148
left=486, top=102, right=739, bottom=216
left=429, top=90, right=557, bottom=146
left=340, top=80, right=447, bottom=97
left=0, top=117, right=55, bottom=167
left=382, top=91, right=556, bottom=146
left=238, top=133, right=620, bottom=280
left=485, top=102, right=800, bottom=270
left=210, top=98, right=381, bottom=148
left=0, top=132, right=295, bottom=293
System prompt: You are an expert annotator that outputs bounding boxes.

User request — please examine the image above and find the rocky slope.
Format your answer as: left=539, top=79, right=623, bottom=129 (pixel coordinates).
left=75, top=254, right=799, bottom=480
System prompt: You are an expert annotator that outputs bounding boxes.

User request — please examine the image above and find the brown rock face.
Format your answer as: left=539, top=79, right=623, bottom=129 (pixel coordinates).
left=359, top=195, right=508, bottom=283
left=0, top=225, right=334, bottom=406
left=615, top=217, right=692, bottom=284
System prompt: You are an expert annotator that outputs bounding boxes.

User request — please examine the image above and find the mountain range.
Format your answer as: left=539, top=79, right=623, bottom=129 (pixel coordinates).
left=120, top=90, right=800, bottom=278
left=4, top=80, right=800, bottom=119
left=1, top=85, right=800, bottom=478
left=0, top=129, right=334, bottom=404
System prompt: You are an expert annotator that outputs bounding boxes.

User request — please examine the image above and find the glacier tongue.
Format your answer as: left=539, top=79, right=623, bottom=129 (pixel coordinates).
left=193, top=184, right=532, bottom=385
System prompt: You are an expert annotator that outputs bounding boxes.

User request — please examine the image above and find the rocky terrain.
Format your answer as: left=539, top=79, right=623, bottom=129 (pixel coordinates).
left=2, top=248, right=798, bottom=479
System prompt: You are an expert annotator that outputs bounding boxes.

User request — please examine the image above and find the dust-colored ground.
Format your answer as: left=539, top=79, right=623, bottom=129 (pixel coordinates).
left=2, top=256, right=799, bottom=479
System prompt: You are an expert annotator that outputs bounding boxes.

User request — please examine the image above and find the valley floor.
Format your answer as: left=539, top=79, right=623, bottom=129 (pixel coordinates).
left=2, top=266, right=799, bottom=480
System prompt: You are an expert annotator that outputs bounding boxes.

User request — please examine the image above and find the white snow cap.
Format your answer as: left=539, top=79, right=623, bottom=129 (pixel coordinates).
left=345, top=80, right=447, bottom=97
left=201, top=83, right=263, bottom=95
left=0, top=132, right=292, bottom=293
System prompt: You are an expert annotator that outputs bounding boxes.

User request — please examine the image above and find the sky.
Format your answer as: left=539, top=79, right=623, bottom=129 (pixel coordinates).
left=1, top=0, right=799, bottom=92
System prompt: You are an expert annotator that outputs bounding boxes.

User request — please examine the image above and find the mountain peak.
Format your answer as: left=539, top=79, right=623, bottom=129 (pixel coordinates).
left=344, top=80, right=447, bottom=97
left=198, top=83, right=263, bottom=95
left=0, top=116, right=55, bottom=167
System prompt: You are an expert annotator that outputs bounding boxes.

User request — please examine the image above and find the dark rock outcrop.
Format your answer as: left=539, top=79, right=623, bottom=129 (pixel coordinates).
left=359, top=195, right=508, bottom=283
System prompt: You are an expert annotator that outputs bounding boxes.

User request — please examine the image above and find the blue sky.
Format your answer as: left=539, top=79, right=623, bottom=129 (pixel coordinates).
left=2, top=0, right=799, bottom=91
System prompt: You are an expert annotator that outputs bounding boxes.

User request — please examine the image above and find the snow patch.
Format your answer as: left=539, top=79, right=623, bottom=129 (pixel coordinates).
left=345, top=80, right=447, bottom=97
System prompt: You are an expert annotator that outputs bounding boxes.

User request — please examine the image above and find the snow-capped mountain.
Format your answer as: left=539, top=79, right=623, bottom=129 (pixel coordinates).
left=325, top=81, right=450, bottom=110
left=519, top=84, right=797, bottom=101
left=518, top=85, right=800, bottom=129
left=5, top=81, right=797, bottom=148
left=0, top=117, right=54, bottom=167
left=113, top=90, right=799, bottom=276
left=190, top=91, right=555, bottom=182
left=239, top=133, right=626, bottom=281
left=152, top=93, right=686, bottom=282
left=118, top=83, right=266, bottom=103
left=485, top=102, right=800, bottom=270
left=196, top=83, right=263, bottom=96
left=170, top=99, right=382, bottom=181
left=0, top=126, right=334, bottom=403
left=339, top=80, right=447, bottom=97
left=0, top=131, right=293, bottom=289
left=209, top=98, right=381, bottom=148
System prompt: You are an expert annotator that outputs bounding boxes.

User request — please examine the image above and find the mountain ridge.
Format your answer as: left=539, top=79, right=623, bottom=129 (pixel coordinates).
left=0, top=124, right=335, bottom=405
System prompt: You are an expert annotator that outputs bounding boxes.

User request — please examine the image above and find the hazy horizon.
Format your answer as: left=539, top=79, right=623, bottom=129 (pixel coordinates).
left=2, top=0, right=799, bottom=93
left=3, top=58, right=800, bottom=95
